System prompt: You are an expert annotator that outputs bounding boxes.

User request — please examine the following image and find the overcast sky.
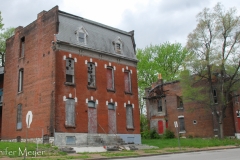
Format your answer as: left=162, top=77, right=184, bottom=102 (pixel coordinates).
left=1, top=0, right=240, bottom=49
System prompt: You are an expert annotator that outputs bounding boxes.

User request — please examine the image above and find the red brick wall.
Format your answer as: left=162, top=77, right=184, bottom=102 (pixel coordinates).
left=146, top=81, right=235, bottom=138
left=232, top=90, right=240, bottom=133
left=1, top=6, right=58, bottom=139
left=2, top=6, right=140, bottom=140
left=54, top=50, right=140, bottom=134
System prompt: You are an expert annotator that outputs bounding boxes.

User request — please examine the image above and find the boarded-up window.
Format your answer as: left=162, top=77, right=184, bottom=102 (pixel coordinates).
left=107, top=67, right=114, bottom=90
left=18, top=69, right=24, bottom=92
left=87, top=63, right=96, bottom=87
left=16, top=104, right=22, bottom=130
left=20, top=37, right=25, bottom=57
left=66, top=58, right=74, bottom=83
left=124, top=71, right=131, bottom=93
left=66, top=136, right=76, bottom=145
left=178, top=117, right=185, bottom=132
left=65, top=99, right=75, bottom=127
left=88, top=101, right=95, bottom=108
left=212, top=89, right=218, bottom=104
left=158, top=99, right=163, bottom=112
left=108, top=103, right=115, bottom=110
left=126, top=105, right=134, bottom=129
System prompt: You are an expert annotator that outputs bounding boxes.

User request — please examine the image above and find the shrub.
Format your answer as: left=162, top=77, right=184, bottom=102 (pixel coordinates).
left=188, top=135, right=193, bottom=139
left=150, top=129, right=160, bottom=139
left=141, top=129, right=161, bottom=139
left=163, top=129, right=175, bottom=139
left=141, top=130, right=150, bottom=139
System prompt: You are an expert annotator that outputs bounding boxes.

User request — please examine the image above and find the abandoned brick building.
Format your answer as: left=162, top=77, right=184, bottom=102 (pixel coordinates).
left=0, top=67, right=3, bottom=138
left=1, top=6, right=140, bottom=145
left=145, top=75, right=239, bottom=138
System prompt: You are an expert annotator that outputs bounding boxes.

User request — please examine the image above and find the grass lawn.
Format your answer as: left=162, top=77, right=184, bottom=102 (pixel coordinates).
left=142, top=138, right=240, bottom=148
left=0, top=138, right=239, bottom=159
left=0, top=141, right=66, bottom=158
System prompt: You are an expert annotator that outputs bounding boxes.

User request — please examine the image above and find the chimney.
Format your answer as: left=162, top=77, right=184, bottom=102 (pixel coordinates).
left=15, top=26, right=23, bottom=34
left=158, top=73, right=162, bottom=80
left=157, top=73, right=163, bottom=84
left=37, top=10, right=47, bottom=19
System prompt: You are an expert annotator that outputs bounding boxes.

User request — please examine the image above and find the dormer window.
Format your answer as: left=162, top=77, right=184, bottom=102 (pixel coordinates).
left=79, top=32, right=85, bottom=43
left=113, top=37, right=123, bottom=54
left=75, top=26, right=88, bottom=45
left=116, top=43, right=121, bottom=50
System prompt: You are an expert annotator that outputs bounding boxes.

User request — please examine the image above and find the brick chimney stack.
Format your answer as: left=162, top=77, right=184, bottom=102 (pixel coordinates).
left=157, top=73, right=163, bottom=85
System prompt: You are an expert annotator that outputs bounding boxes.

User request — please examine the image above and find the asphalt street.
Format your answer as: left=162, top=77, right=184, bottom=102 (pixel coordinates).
left=112, top=148, right=240, bottom=160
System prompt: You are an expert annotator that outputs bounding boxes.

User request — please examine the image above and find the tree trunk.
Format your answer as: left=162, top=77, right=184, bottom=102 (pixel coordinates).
left=218, top=112, right=224, bottom=139
left=219, top=122, right=224, bottom=139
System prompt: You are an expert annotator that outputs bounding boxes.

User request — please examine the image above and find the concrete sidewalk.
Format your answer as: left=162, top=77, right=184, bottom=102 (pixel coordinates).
left=72, top=146, right=107, bottom=153
left=71, top=144, right=158, bottom=153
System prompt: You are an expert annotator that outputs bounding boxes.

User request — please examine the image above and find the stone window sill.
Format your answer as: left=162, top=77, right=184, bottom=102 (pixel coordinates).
left=87, top=86, right=97, bottom=90
left=179, top=131, right=186, bottom=134
left=107, top=89, right=115, bottom=93
left=65, top=82, right=75, bottom=86
left=125, top=91, right=132, bottom=95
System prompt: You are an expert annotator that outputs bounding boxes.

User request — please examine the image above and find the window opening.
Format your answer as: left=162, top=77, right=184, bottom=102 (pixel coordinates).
left=158, top=99, right=163, bottom=112
left=108, top=103, right=114, bottom=110
left=177, top=96, right=184, bottom=109
left=66, top=58, right=74, bottom=84
left=17, top=104, right=22, bottom=130
left=20, top=37, right=25, bottom=57
left=88, top=101, right=96, bottom=108
left=212, top=89, right=218, bottom=104
left=178, top=117, right=185, bottom=132
left=116, top=43, right=121, bottom=50
left=18, top=69, right=24, bottom=92
left=87, top=63, right=96, bottom=87
left=79, top=32, right=85, bottom=43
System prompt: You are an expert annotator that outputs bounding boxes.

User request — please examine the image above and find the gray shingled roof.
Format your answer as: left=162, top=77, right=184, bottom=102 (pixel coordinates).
left=56, top=11, right=137, bottom=61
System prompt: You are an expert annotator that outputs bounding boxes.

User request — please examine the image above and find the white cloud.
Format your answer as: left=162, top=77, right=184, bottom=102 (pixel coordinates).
left=1, top=0, right=240, bottom=49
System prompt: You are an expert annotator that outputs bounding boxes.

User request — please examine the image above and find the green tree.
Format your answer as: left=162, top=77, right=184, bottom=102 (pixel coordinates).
left=0, top=11, right=3, bottom=30
left=0, top=27, right=15, bottom=66
left=182, top=3, right=240, bottom=138
left=137, top=42, right=188, bottom=115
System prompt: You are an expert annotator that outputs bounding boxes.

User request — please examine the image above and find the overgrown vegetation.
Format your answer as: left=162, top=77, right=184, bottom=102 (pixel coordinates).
left=163, top=129, right=175, bottom=139
left=0, top=138, right=239, bottom=159
left=182, top=2, right=240, bottom=139
left=142, top=138, right=240, bottom=149
left=137, top=42, right=189, bottom=116
left=0, top=11, right=14, bottom=67
left=141, top=129, right=175, bottom=139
